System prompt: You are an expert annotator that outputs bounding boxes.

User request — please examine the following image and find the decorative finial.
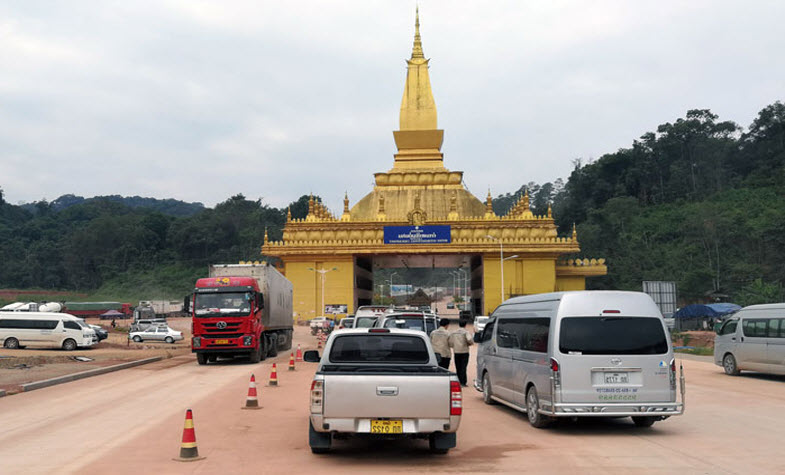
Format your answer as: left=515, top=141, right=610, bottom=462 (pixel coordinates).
left=343, top=192, right=349, bottom=213
left=547, top=202, right=552, bottom=218
left=411, top=6, right=424, bottom=59
left=523, top=189, right=530, bottom=210
left=486, top=189, right=493, bottom=209
left=287, top=206, right=291, bottom=221
left=264, top=227, right=269, bottom=244
left=572, top=223, right=577, bottom=241
left=308, top=194, right=314, bottom=215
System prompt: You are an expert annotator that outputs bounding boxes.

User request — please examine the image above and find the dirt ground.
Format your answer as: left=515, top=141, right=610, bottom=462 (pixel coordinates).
left=672, top=330, right=716, bottom=348
left=0, top=317, right=193, bottom=394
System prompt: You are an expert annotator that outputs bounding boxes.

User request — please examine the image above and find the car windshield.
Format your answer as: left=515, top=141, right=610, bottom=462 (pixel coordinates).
left=329, top=335, right=430, bottom=363
left=194, top=292, right=252, bottom=317
left=559, top=317, right=668, bottom=355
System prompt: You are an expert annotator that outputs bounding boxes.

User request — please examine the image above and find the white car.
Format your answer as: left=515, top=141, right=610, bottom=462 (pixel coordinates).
left=129, top=326, right=183, bottom=343
left=473, top=316, right=490, bottom=333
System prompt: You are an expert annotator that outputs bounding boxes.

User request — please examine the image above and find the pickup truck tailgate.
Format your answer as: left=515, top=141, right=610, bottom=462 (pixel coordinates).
left=323, top=374, right=451, bottom=418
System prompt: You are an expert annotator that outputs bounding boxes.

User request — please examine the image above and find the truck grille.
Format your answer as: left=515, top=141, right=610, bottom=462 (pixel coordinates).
left=205, top=333, right=243, bottom=339
left=202, top=322, right=242, bottom=332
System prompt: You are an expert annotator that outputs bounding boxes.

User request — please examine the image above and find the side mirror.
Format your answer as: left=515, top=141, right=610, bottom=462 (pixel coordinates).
left=473, top=332, right=482, bottom=343
left=256, top=293, right=264, bottom=310
left=303, top=350, right=321, bottom=363
left=183, top=295, right=190, bottom=313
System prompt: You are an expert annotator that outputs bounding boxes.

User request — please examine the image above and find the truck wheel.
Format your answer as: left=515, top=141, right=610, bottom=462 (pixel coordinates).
left=249, top=338, right=264, bottom=363
left=4, top=337, right=20, bottom=349
left=309, top=420, right=331, bottom=454
left=196, top=353, right=208, bottom=365
left=632, top=417, right=657, bottom=428
left=526, top=386, right=551, bottom=429
left=268, top=336, right=278, bottom=357
left=62, top=339, right=77, bottom=351
left=282, top=330, right=293, bottom=350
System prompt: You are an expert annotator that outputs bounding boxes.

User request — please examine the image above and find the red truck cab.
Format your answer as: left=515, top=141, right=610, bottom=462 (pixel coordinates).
left=188, top=276, right=266, bottom=364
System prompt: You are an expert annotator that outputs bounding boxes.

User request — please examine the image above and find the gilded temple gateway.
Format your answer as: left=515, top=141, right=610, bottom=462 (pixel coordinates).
left=262, top=10, right=606, bottom=321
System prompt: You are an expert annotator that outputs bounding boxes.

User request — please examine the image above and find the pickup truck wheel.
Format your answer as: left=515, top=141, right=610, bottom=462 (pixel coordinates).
left=482, top=373, right=495, bottom=405
left=4, top=337, right=20, bottom=349
left=308, top=421, right=331, bottom=453
left=526, top=386, right=551, bottom=429
left=196, top=353, right=208, bottom=365
left=428, top=433, right=452, bottom=454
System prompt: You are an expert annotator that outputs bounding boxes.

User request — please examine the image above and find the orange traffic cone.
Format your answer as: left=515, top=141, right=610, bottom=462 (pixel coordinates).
left=242, top=374, right=261, bottom=410
left=288, top=353, right=296, bottom=371
left=173, top=409, right=205, bottom=462
left=317, top=337, right=322, bottom=349
left=269, top=363, right=278, bottom=386
left=296, top=344, right=303, bottom=361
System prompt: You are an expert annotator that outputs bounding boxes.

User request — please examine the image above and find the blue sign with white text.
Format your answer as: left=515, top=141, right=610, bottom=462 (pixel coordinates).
left=383, top=225, right=451, bottom=244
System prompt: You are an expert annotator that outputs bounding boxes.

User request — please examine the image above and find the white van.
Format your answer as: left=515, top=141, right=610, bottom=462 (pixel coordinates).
left=474, top=291, right=685, bottom=428
left=0, top=312, right=96, bottom=350
left=714, top=303, right=785, bottom=376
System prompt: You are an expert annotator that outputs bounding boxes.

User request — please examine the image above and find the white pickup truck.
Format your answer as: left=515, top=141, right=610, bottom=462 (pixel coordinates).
left=304, top=328, right=462, bottom=454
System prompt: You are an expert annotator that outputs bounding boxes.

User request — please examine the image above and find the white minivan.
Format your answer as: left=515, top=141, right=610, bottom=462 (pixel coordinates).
left=0, top=312, right=96, bottom=350
left=714, top=303, right=785, bottom=376
left=474, top=291, right=685, bottom=428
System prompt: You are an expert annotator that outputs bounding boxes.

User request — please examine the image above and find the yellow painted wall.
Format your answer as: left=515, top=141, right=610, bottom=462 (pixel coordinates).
left=482, top=256, right=558, bottom=314
left=284, top=258, right=354, bottom=323
left=556, top=276, right=586, bottom=292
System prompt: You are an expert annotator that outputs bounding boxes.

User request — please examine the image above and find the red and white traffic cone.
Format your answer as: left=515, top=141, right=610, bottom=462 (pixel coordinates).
left=288, top=353, right=296, bottom=371
left=173, top=409, right=205, bottom=462
left=317, top=337, right=323, bottom=349
left=268, top=363, right=278, bottom=387
left=242, top=374, right=261, bottom=410
left=296, top=344, right=303, bottom=361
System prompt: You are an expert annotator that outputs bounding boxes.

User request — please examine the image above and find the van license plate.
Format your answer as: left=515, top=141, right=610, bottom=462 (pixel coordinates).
left=604, top=372, right=629, bottom=384
left=370, top=420, right=403, bottom=434
left=214, top=339, right=229, bottom=345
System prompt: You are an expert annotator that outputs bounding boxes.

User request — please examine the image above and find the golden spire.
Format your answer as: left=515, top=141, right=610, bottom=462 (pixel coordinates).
left=264, top=227, right=269, bottom=244
left=572, top=223, right=577, bottom=241
left=343, top=192, right=349, bottom=214
left=308, top=194, right=314, bottom=215
left=523, top=189, right=530, bottom=210
left=485, top=189, right=496, bottom=218
left=547, top=202, right=552, bottom=218
left=286, top=206, right=291, bottom=222
left=411, top=6, right=424, bottom=59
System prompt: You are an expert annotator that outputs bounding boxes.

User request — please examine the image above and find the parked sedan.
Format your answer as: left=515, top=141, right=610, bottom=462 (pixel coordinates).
left=89, top=324, right=109, bottom=341
left=128, top=326, right=183, bottom=344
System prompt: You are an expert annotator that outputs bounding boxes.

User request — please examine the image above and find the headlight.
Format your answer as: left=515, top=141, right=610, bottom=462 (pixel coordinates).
left=193, top=337, right=201, bottom=348
left=243, top=336, right=253, bottom=346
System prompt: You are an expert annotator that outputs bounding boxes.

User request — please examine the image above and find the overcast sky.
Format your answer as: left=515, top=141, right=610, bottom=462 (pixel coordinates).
left=1, top=1, right=783, bottom=213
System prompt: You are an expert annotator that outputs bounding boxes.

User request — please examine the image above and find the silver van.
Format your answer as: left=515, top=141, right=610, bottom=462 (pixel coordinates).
left=474, top=291, right=685, bottom=428
left=714, top=303, right=785, bottom=376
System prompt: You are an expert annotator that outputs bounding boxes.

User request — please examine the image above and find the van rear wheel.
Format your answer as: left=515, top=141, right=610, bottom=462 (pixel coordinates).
left=723, top=353, right=740, bottom=376
left=4, top=337, right=20, bottom=349
left=632, top=417, right=656, bottom=427
left=526, top=386, right=551, bottom=429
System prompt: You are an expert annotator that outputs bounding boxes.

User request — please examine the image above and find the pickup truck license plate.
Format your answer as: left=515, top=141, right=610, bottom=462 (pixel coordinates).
left=370, top=420, right=403, bottom=434
left=214, top=339, right=229, bottom=345
left=604, top=372, right=629, bottom=384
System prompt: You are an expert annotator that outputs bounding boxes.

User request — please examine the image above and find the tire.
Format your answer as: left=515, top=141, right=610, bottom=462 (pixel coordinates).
left=632, top=417, right=657, bottom=428
left=62, top=339, right=77, bottom=351
left=268, top=335, right=278, bottom=357
left=282, top=330, right=293, bottom=350
left=526, top=386, right=551, bottom=429
left=196, top=353, right=208, bottom=365
left=165, top=337, right=174, bottom=344
left=723, top=353, right=741, bottom=376
left=428, top=433, right=454, bottom=454
left=4, top=337, right=20, bottom=349
left=132, top=336, right=142, bottom=343
left=249, top=338, right=264, bottom=364
left=482, top=372, right=495, bottom=405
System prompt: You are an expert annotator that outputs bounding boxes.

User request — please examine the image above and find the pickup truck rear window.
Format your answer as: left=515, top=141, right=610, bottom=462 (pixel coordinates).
left=329, top=335, right=430, bottom=363
left=382, top=318, right=426, bottom=332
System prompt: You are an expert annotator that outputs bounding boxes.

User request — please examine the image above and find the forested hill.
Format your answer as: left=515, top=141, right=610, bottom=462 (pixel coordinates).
left=1, top=101, right=783, bottom=304
left=494, top=102, right=785, bottom=305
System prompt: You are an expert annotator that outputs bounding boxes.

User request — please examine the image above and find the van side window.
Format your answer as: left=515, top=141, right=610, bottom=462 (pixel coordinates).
left=743, top=319, right=768, bottom=338
left=769, top=319, right=782, bottom=338
left=63, top=321, right=81, bottom=331
left=497, top=320, right=519, bottom=348
left=719, top=320, right=737, bottom=335
left=521, top=318, right=550, bottom=353
left=480, top=320, right=495, bottom=343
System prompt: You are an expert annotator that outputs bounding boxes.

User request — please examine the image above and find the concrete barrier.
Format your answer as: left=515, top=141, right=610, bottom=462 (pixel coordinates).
left=21, top=356, right=164, bottom=392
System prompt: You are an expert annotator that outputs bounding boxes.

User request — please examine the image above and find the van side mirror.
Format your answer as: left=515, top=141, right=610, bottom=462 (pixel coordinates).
left=303, top=350, right=320, bottom=363
left=473, top=332, right=482, bottom=343
left=256, top=293, right=264, bottom=310
left=183, top=295, right=190, bottom=313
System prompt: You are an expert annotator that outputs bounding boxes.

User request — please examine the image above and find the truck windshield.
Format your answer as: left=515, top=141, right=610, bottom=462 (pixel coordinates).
left=559, top=317, right=668, bottom=355
left=194, top=292, right=252, bottom=317
left=329, top=335, right=430, bottom=363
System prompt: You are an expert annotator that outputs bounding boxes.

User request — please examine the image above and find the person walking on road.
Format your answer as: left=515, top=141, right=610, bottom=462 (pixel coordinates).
left=430, top=318, right=452, bottom=369
left=450, top=320, right=474, bottom=386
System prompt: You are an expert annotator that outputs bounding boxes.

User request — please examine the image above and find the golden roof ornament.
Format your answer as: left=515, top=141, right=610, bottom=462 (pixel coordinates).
left=264, top=227, right=269, bottom=244
left=341, top=192, right=351, bottom=221
left=377, top=194, right=386, bottom=221
left=411, top=6, right=424, bottom=60
left=572, top=223, right=577, bottom=241
left=485, top=189, right=496, bottom=218
left=547, top=202, right=552, bottom=218
left=523, top=189, right=530, bottom=210
left=286, top=207, right=292, bottom=222
left=407, top=190, right=427, bottom=226
left=448, top=190, right=459, bottom=220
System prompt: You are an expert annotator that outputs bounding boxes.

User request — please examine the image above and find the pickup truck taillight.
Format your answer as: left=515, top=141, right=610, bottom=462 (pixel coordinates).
left=311, top=380, right=324, bottom=414
left=450, top=381, right=462, bottom=416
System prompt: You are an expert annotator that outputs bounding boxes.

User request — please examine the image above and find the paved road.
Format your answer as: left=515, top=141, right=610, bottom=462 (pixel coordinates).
left=2, top=328, right=785, bottom=474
